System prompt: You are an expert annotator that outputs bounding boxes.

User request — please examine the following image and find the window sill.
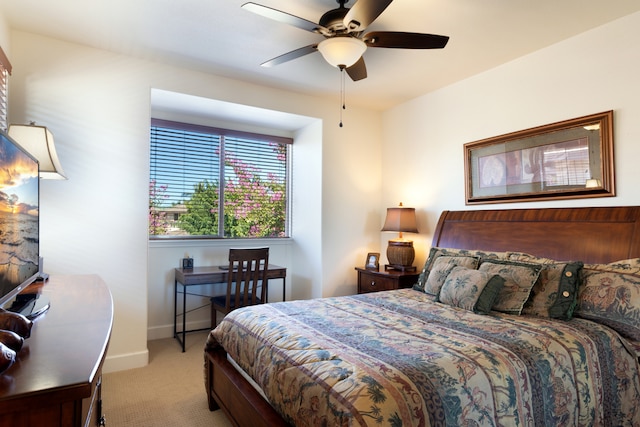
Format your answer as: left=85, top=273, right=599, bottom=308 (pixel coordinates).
left=148, top=237, right=292, bottom=249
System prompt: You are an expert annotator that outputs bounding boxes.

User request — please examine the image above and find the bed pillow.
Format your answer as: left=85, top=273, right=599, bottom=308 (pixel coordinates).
left=523, top=262, right=583, bottom=320
left=414, top=247, right=506, bottom=293
left=575, top=258, right=640, bottom=344
left=478, top=259, right=542, bottom=315
left=424, top=255, right=480, bottom=296
left=506, top=252, right=583, bottom=320
left=437, top=266, right=504, bottom=314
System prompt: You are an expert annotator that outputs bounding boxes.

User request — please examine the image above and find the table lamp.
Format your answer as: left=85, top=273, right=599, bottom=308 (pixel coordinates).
left=8, top=122, right=67, bottom=180
left=381, top=202, right=418, bottom=271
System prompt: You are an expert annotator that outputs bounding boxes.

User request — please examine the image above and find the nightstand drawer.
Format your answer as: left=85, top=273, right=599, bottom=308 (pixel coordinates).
left=359, top=272, right=395, bottom=293
left=356, top=268, right=419, bottom=294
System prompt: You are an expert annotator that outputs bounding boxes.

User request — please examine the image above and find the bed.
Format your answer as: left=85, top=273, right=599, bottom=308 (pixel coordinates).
left=204, top=206, right=640, bottom=426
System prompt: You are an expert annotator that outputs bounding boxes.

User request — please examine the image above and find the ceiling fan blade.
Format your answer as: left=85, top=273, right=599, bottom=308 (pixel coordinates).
left=343, top=0, right=394, bottom=32
left=260, top=44, right=318, bottom=67
left=346, top=57, right=367, bottom=81
left=242, top=2, right=328, bottom=34
left=363, top=31, right=449, bottom=49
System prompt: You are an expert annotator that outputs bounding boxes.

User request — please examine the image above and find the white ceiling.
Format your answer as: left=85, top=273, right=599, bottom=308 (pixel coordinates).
left=2, top=0, right=640, bottom=111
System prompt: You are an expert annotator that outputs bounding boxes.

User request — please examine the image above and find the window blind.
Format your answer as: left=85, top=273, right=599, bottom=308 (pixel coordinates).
left=0, top=46, right=11, bottom=132
left=149, top=119, right=290, bottom=238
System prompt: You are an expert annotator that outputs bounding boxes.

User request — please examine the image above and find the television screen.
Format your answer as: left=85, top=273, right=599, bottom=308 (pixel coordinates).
left=0, top=129, right=39, bottom=307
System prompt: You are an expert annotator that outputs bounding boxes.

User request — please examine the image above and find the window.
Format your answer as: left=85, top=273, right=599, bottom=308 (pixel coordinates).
left=0, top=47, right=11, bottom=132
left=149, top=119, right=291, bottom=239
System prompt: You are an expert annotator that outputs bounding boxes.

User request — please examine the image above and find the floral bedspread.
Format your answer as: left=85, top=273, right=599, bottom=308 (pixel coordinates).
left=206, top=289, right=640, bottom=426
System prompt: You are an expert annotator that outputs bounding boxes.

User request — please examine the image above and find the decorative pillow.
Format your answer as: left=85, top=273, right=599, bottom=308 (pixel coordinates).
left=478, top=259, right=542, bottom=315
left=506, top=252, right=583, bottom=320
left=424, top=255, right=480, bottom=296
left=523, top=262, right=583, bottom=320
left=575, top=258, right=640, bottom=344
left=414, top=247, right=506, bottom=293
left=507, top=251, right=557, bottom=264
left=437, top=266, right=505, bottom=314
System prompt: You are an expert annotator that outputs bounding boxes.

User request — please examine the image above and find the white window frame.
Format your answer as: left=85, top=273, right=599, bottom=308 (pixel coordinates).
left=149, top=118, right=292, bottom=240
left=0, top=47, right=11, bottom=132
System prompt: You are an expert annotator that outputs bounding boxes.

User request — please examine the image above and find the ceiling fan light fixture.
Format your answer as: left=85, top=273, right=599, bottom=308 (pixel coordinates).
left=317, top=37, right=367, bottom=68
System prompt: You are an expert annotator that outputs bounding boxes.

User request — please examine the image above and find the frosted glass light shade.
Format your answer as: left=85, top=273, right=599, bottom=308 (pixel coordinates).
left=8, top=123, right=67, bottom=179
left=317, top=37, right=366, bottom=68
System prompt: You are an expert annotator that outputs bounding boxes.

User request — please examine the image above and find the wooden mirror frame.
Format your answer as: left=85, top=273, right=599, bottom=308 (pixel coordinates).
left=464, top=110, right=615, bottom=205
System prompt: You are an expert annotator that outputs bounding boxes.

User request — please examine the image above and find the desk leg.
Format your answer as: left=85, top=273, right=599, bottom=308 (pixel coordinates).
left=174, top=280, right=186, bottom=352
left=181, top=282, right=186, bottom=352
left=267, top=277, right=286, bottom=302
left=264, top=277, right=286, bottom=303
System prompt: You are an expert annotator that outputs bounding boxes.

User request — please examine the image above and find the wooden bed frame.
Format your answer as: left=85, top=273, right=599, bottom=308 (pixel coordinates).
left=205, top=205, right=640, bottom=427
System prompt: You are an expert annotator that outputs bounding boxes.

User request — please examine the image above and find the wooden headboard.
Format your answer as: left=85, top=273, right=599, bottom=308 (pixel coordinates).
left=432, top=206, right=640, bottom=264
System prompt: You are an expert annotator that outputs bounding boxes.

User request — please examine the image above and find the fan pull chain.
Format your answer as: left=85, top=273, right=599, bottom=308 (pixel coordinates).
left=339, top=67, right=346, bottom=127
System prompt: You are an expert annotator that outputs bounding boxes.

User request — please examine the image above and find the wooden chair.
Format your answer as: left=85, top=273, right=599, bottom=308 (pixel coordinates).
left=210, top=248, right=269, bottom=328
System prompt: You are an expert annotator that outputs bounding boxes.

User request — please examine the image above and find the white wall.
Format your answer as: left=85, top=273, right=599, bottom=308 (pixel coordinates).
left=3, top=27, right=383, bottom=371
left=381, top=11, right=640, bottom=265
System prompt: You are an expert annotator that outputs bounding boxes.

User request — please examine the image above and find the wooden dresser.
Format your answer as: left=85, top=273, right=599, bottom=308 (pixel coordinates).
left=0, top=275, right=113, bottom=426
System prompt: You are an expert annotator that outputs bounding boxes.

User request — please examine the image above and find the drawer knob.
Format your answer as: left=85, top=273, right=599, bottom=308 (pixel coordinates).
left=370, top=281, right=376, bottom=287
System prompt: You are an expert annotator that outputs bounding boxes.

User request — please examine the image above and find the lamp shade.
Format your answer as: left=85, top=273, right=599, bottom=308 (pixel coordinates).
left=8, top=123, right=67, bottom=179
left=317, top=37, right=367, bottom=68
left=381, top=206, right=418, bottom=233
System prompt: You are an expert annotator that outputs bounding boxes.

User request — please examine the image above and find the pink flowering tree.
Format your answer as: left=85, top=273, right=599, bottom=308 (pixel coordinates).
left=223, top=147, right=286, bottom=237
left=149, top=179, right=170, bottom=235
left=170, top=141, right=286, bottom=237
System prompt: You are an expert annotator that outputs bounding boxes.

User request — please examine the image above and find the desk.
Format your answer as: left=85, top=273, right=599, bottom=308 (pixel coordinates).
left=174, top=265, right=286, bottom=352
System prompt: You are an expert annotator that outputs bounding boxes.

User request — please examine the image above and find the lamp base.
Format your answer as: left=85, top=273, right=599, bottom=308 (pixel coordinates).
left=385, top=264, right=417, bottom=272
left=386, top=239, right=415, bottom=270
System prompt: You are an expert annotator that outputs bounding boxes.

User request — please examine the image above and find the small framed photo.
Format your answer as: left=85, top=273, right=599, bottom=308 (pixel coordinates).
left=365, top=252, right=380, bottom=271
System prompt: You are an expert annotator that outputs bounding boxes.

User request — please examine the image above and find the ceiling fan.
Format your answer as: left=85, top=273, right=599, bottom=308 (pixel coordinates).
left=242, top=0, right=450, bottom=81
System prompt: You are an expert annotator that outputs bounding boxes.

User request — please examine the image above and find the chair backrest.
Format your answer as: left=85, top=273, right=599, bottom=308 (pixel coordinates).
left=225, top=248, right=270, bottom=311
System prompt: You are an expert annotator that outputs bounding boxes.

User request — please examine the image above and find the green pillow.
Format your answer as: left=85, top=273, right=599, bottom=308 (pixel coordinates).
left=479, top=259, right=542, bottom=315
left=437, top=266, right=505, bottom=314
left=524, top=262, right=583, bottom=320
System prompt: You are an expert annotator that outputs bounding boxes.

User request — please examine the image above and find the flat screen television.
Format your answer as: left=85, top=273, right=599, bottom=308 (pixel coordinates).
left=0, top=129, right=43, bottom=317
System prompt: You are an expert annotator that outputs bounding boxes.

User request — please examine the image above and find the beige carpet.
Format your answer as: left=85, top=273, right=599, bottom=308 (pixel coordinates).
left=103, top=331, right=233, bottom=427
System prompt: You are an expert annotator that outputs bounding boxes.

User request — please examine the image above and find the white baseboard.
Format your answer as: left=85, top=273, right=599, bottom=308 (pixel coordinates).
left=104, top=320, right=213, bottom=373
left=103, top=349, right=149, bottom=373
left=147, top=319, right=212, bottom=341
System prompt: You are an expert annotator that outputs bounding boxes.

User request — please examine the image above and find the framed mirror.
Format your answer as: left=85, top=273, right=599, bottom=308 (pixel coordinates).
left=464, top=110, right=614, bottom=204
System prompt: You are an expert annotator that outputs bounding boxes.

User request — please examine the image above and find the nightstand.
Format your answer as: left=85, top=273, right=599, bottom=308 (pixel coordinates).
left=355, top=267, right=420, bottom=294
